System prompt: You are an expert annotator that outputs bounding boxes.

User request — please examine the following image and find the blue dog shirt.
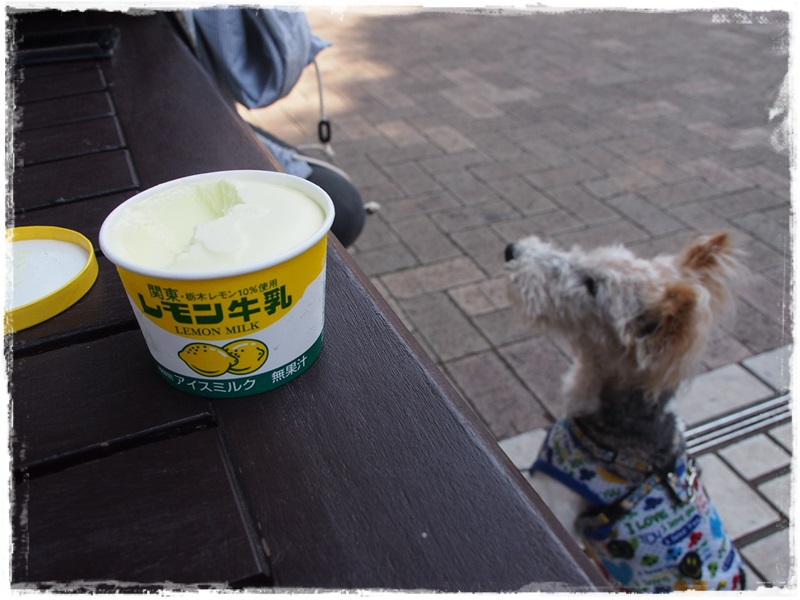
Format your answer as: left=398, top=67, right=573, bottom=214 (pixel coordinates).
left=531, top=418, right=745, bottom=592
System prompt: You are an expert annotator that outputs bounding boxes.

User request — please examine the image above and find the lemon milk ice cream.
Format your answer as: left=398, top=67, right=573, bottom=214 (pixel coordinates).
left=100, top=170, right=335, bottom=398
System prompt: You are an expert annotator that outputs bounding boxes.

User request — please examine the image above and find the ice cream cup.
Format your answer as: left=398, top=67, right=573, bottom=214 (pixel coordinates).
left=99, top=170, right=335, bottom=398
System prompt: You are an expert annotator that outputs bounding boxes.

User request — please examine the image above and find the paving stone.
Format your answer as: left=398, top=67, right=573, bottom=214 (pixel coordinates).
left=419, top=150, right=493, bottom=176
left=731, top=211, right=791, bottom=255
left=378, top=191, right=461, bottom=220
left=603, top=133, right=672, bottom=159
left=548, top=185, right=619, bottom=225
left=381, top=161, right=443, bottom=196
left=761, top=261, right=792, bottom=293
left=473, top=307, right=535, bottom=348
left=679, top=157, right=753, bottom=192
left=642, top=178, right=721, bottom=208
left=719, top=435, right=791, bottom=481
left=470, top=156, right=551, bottom=182
left=364, top=141, right=444, bottom=168
left=449, top=226, right=508, bottom=276
left=735, top=164, right=791, bottom=195
left=499, top=336, right=573, bottom=419
left=485, top=177, right=559, bottom=216
left=695, top=454, right=781, bottom=540
left=627, top=230, right=695, bottom=260
left=573, top=144, right=638, bottom=175
left=673, top=364, right=775, bottom=427
left=554, top=219, right=649, bottom=250
left=353, top=242, right=418, bottom=278
left=668, top=202, right=734, bottom=233
left=335, top=153, right=396, bottom=187
left=607, top=194, right=685, bottom=236
left=505, top=120, right=571, bottom=145
left=739, top=271, right=791, bottom=320
left=725, top=300, right=791, bottom=355
left=445, top=351, right=551, bottom=438
left=492, top=210, right=584, bottom=243
left=624, top=155, right=693, bottom=185
left=741, top=528, right=792, bottom=587
left=705, top=188, right=788, bottom=219
left=768, top=422, right=793, bottom=454
left=498, top=428, right=548, bottom=468
left=616, top=100, right=682, bottom=121
left=334, top=113, right=380, bottom=141
left=376, top=119, right=427, bottom=147
left=547, top=126, right=619, bottom=151
left=381, top=256, right=484, bottom=299
left=742, top=345, right=793, bottom=392
left=423, top=124, right=477, bottom=154
left=524, top=163, right=606, bottom=190
left=470, top=131, right=525, bottom=161
left=737, top=236, right=788, bottom=274
left=448, top=277, right=512, bottom=318
left=582, top=169, right=662, bottom=199
left=758, top=474, right=792, bottom=517
left=352, top=212, right=399, bottom=250
left=687, top=121, right=741, bottom=146
left=366, top=83, right=417, bottom=110
left=431, top=200, right=520, bottom=234
left=699, top=331, right=753, bottom=371
left=434, top=171, right=498, bottom=207
left=519, top=138, right=579, bottom=168
left=399, top=292, right=490, bottom=362
left=390, top=215, right=462, bottom=265
left=440, top=87, right=504, bottom=119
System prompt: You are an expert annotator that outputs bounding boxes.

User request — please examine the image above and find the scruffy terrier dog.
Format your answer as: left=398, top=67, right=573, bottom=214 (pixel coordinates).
left=505, top=232, right=747, bottom=593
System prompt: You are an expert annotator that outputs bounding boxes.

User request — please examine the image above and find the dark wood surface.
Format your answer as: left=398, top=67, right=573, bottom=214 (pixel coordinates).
left=9, top=10, right=605, bottom=591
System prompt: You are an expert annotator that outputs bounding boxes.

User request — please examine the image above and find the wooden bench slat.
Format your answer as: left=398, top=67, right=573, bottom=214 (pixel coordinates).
left=16, top=116, right=125, bottom=166
left=17, top=63, right=107, bottom=103
left=12, top=329, right=212, bottom=467
left=13, top=430, right=270, bottom=586
left=16, top=90, right=115, bottom=131
left=13, top=149, right=138, bottom=210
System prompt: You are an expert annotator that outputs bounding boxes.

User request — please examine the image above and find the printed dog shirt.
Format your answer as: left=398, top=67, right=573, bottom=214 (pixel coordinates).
left=531, top=418, right=745, bottom=593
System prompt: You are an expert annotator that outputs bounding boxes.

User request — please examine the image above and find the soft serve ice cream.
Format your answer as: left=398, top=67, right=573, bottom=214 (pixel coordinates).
left=100, top=171, right=335, bottom=398
left=103, top=177, right=326, bottom=274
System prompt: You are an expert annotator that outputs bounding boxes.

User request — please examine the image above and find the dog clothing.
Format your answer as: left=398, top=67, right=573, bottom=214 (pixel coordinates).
left=531, top=417, right=745, bottom=593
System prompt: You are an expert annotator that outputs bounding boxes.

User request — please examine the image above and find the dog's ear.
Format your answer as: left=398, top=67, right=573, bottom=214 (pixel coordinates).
left=634, top=282, right=704, bottom=392
left=679, top=231, right=742, bottom=316
left=680, top=231, right=733, bottom=275
left=635, top=282, right=698, bottom=340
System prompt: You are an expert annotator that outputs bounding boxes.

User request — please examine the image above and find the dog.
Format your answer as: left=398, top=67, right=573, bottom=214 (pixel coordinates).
left=505, top=231, right=747, bottom=592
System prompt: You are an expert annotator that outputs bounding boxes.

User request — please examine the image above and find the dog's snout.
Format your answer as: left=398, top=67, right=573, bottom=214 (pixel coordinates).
left=505, top=243, right=518, bottom=262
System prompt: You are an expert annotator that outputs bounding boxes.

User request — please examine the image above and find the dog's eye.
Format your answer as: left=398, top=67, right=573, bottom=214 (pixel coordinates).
left=583, top=276, right=598, bottom=298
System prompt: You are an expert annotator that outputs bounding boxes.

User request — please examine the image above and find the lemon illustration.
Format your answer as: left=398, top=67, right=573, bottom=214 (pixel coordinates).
left=179, top=343, right=238, bottom=377
left=223, top=339, right=269, bottom=375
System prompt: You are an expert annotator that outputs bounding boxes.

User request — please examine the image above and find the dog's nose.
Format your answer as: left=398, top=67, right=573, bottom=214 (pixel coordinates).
left=504, top=243, right=518, bottom=262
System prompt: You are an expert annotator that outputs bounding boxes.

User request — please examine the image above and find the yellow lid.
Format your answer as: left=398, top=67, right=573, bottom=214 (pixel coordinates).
left=5, top=226, right=99, bottom=334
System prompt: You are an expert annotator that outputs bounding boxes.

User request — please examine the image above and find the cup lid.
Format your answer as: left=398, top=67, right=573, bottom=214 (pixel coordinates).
left=5, top=226, right=99, bottom=334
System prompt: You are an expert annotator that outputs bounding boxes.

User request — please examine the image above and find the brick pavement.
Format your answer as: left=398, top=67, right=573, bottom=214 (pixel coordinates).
left=242, top=8, right=793, bottom=588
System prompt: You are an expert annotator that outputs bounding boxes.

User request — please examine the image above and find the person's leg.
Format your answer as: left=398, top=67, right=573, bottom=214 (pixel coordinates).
left=251, top=125, right=365, bottom=247
left=306, top=161, right=365, bottom=248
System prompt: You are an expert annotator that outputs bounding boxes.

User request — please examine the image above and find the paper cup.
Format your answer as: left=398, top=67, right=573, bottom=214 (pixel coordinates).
left=99, top=170, right=335, bottom=398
